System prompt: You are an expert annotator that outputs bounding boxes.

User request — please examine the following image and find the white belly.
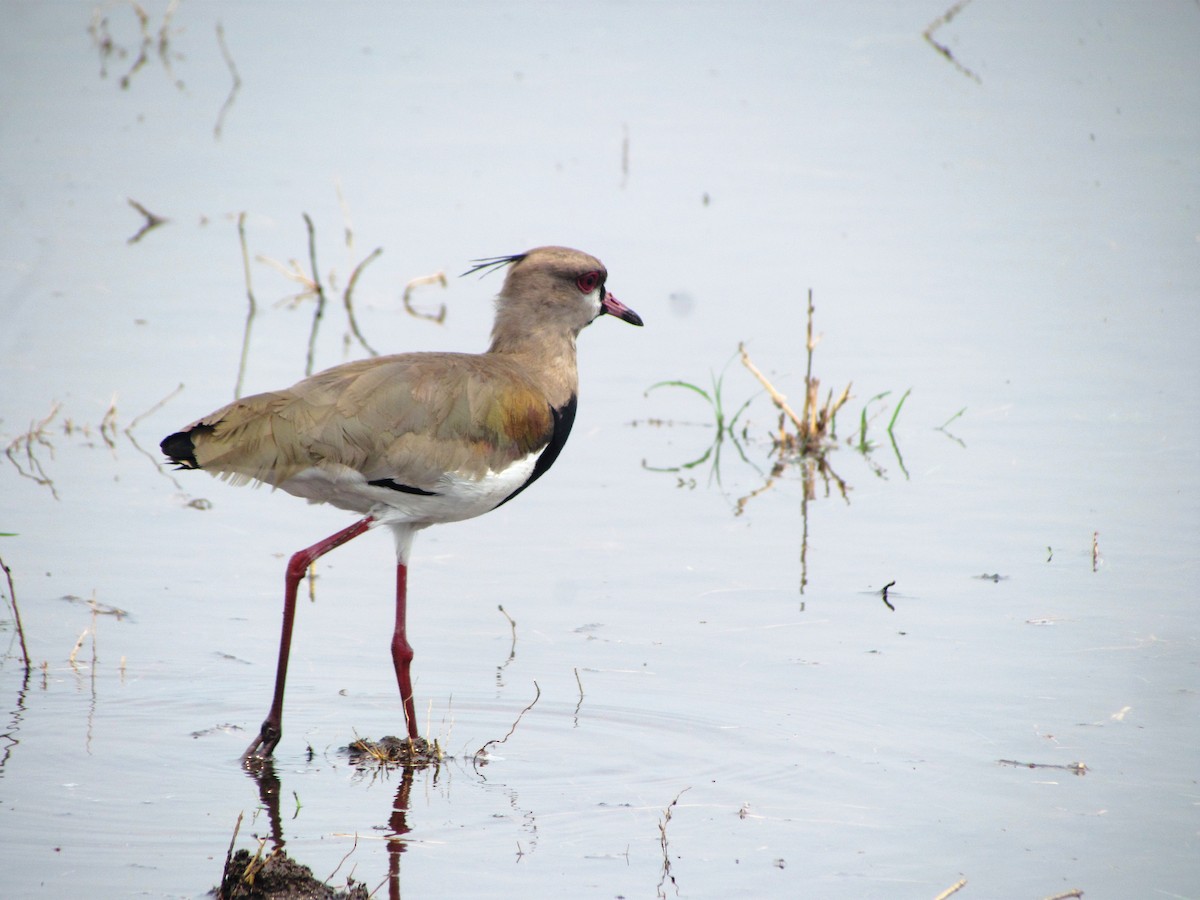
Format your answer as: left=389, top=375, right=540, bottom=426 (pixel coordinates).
left=277, top=453, right=540, bottom=527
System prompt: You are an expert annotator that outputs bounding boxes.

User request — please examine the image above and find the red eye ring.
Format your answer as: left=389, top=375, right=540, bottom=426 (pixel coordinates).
left=576, top=271, right=601, bottom=294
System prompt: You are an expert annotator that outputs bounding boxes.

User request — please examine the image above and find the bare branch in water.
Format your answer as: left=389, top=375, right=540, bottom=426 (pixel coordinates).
left=924, top=0, right=981, bottom=84
left=234, top=212, right=258, bottom=398
left=127, top=198, right=167, bottom=244
left=213, top=22, right=242, bottom=140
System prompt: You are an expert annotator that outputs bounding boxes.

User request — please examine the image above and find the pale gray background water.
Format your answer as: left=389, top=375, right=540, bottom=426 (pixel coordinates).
left=2, top=2, right=1198, bottom=897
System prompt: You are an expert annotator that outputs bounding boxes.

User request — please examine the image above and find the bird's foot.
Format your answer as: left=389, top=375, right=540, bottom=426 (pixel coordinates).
left=241, top=720, right=282, bottom=765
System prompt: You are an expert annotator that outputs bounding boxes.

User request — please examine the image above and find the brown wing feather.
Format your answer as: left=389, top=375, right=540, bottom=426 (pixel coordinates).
left=184, top=353, right=558, bottom=490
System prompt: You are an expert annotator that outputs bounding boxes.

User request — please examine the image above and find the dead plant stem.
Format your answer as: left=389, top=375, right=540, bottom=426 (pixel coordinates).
left=738, top=343, right=803, bottom=432
left=342, top=247, right=383, bottom=357
left=402, top=272, right=448, bottom=323
left=213, top=22, right=242, bottom=140
left=325, top=831, right=359, bottom=883
left=476, top=681, right=541, bottom=758
left=302, top=213, right=328, bottom=376
left=234, top=212, right=257, bottom=398
left=803, top=289, right=815, bottom=434
left=0, top=556, right=31, bottom=672
left=933, top=877, right=967, bottom=900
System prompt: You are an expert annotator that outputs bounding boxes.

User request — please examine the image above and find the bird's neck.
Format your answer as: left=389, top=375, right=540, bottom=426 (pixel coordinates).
left=487, top=323, right=580, bottom=407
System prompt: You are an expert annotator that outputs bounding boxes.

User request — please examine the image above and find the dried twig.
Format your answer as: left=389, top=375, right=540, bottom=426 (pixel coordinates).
left=99, top=396, right=120, bottom=450
left=128, top=384, right=183, bottom=434
left=923, top=0, right=981, bottom=84
left=475, top=681, right=541, bottom=759
left=572, top=667, right=585, bottom=726
left=933, top=877, right=968, bottom=900
left=1041, top=890, right=1083, bottom=900
left=881, top=580, right=896, bottom=611
left=656, top=787, right=689, bottom=899
left=325, top=831, right=359, bottom=883
left=234, top=212, right=257, bottom=398
left=5, top=402, right=62, bottom=499
left=221, top=811, right=244, bottom=887
left=213, top=22, right=242, bottom=140
left=127, top=197, right=167, bottom=244
left=739, top=342, right=803, bottom=432
left=0, top=555, right=32, bottom=672
left=342, top=247, right=383, bottom=357
left=498, top=604, right=517, bottom=646
left=998, top=758, right=1087, bottom=776
left=402, top=272, right=448, bottom=323
left=302, top=213, right=328, bottom=376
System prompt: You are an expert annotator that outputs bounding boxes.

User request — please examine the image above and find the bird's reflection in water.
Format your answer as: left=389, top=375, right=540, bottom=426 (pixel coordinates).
left=220, top=752, right=434, bottom=900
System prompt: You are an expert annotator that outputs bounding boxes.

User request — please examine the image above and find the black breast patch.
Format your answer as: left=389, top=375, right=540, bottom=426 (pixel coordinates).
left=494, top=394, right=577, bottom=509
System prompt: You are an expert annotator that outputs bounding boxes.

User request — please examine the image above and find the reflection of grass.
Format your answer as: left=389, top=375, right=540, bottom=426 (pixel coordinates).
left=643, top=354, right=756, bottom=483
left=848, top=388, right=912, bottom=479
left=647, top=366, right=753, bottom=437
left=937, top=407, right=967, bottom=447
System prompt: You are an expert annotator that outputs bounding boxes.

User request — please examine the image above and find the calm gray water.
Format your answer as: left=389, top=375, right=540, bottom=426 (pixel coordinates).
left=2, top=2, right=1198, bottom=897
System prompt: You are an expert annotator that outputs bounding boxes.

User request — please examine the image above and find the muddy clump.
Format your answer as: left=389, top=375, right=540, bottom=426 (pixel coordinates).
left=216, top=848, right=367, bottom=900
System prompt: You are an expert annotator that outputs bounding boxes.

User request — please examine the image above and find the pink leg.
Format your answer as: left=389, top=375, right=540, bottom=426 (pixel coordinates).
left=243, top=515, right=374, bottom=762
left=391, top=562, right=419, bottom=741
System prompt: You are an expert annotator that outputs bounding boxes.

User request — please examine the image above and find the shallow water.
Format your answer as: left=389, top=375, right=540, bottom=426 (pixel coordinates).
left=2, top=1, right=1198, bottom=897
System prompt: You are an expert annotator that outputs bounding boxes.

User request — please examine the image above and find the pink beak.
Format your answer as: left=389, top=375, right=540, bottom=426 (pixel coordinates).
left=601, top=291, right=644, bottom=326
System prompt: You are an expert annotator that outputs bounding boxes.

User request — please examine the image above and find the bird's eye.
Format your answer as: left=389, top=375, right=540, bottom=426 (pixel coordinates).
left=576, top=271, right=601, bottom=294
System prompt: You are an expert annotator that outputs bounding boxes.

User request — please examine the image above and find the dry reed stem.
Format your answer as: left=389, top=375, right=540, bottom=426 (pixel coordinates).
left=498, top=604, right=517, bottom=643
left=573, top=666, right=585, bottom=725
left=99, top=397, right=120, bottom=450
left=5, top=402, right=63, bottom=499
left=221, top=810, right=244, bottom=888
left=0, top=555, right=31, bottom=672
left=302, top=213, right=328, bottom=376
left=923, top=0, right=981, bottom=84
left=234, top=212, right=257, bottom=399
left=737, top=291, right=851, bottom=455
left=656, top=787, right=689, bottom=899
left=1041, top=890, right=1083, bottom=900
left=738, top=343, right=803, bottom=432
left=933, top=877, right=967, bottom=900
left=213, top=21, right=242, bottom=140
left=802, top=288, right=816, bottom=429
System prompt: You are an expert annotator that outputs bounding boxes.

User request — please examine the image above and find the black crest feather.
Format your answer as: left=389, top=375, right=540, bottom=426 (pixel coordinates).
left=460, top=253, right=526, bottom=279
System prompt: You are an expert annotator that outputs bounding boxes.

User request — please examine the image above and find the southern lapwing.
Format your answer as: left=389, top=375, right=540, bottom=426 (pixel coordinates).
left=161, top=246, right=643, bottom=761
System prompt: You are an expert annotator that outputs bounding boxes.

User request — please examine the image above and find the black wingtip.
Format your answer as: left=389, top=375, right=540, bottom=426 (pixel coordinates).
left=460, top=253, right=526, bottom=279
left=160, top=430, right=200, bottom=469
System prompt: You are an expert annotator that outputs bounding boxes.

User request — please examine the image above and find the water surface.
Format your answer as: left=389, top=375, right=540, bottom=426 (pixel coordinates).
left=2, top=2, right=1198, bottom=897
